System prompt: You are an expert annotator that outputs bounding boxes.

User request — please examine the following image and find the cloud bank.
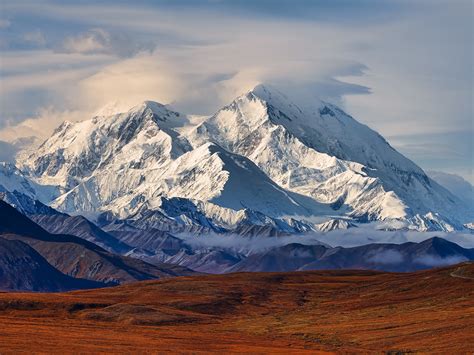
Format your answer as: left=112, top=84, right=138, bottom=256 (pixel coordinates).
left=0, top=0, right=472, bottom=181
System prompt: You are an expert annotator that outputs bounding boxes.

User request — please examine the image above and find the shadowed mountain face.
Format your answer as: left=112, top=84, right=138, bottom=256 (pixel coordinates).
left=0, top=201, right=194, bottom=288
left=30, top=214, right=131, bottom=254
left=227, top=237, right=474, bottom=273
left=0, top=190, right=131, bottom=254
left=93, top=211, right=473, bottom=274
left=1, top=197, right=472, bottom=278
left=0, top=190, right=59, bottom=216
left=104, top=219, right=474, bottom=273
left=0, top=238, right=104, bottom=292
left=0, top=200, right=54, bottom=238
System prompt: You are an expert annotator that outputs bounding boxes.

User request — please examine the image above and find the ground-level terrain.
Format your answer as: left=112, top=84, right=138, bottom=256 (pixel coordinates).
left=0, top=263, right=472, bottom=353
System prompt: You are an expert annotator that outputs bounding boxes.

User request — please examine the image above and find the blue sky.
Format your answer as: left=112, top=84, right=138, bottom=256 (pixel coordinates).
left=0, top=0, right=472, bottom=182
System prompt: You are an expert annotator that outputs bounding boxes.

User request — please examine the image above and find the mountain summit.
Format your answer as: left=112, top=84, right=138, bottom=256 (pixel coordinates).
left=11, top=85, right=471, bottom=232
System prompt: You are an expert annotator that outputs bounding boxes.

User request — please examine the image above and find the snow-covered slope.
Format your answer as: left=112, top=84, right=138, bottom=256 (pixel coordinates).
left=16, top=85, right=471, bottom=231
left=45, top=140, right=328, bottom=220
left=100, top=196, right=313, bottom=235
left=17, top=101, right=322, bottom=229
left=20, top=101, right=191, bottom=189
left=187, top=85, right=469, bottom=229
left=0, top=162, right=60, bottom=203
left=0, top=162, right=39, bottom=199
left=427, top=171, right=474, bottom=210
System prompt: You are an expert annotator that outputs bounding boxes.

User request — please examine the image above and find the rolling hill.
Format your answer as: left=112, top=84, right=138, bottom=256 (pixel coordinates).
left=0, top=262, right=472, bottom=353
left=0, top=200, right=193, bottom=288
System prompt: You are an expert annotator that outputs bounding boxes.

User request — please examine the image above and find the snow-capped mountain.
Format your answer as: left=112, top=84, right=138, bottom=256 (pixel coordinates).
left=0, top=162, right=60, bottom=203
left=188, top=85, right=468, bottom=229
left=13, top=85, right=471, bottom=232
left=20, top=101, right=191, bottom=190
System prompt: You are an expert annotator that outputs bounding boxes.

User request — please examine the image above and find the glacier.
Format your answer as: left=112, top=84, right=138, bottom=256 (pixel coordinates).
left=1, top=84, right=471, bottom=233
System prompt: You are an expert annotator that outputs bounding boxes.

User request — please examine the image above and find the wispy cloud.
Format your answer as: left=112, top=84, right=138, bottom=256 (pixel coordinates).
left=0, top=19, right=11, bottom=29
left=22, top=29, right=46, bottom=46
left=414, top=254, right=468, bottom=267
left=368, top=249, right=405, bottom=264
left=0, top=0, right=471, bottom=179
left=60, top=28, right=155, bottom=57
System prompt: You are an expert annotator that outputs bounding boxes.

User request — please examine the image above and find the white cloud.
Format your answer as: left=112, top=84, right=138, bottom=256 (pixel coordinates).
left=23, top=29, right=46, bottom=46
left=0, top=1, right=471, bottom=178
left=70, top=20, right=371, bottom=116
left=0, top=19, right=11, bottom=29
left=1, top=16, right=372, bottom=141
left=61, top=28, right=153, bottom=57
left=0, top=140, right=17, bottom=162
left=368, top=249, right=405, bottom=264
left=415, top=254, right=468, bottom=267
left=77, top=53, right=185, bottom=111
left=313, top=225, right=474, bottom=249
left=0, top=50, right=114, bottom=75
left=0, top=107, right=88, bottom=142
left=62, top=28, right=109, bottom=54
left=340, top=3, right=473, bottom=138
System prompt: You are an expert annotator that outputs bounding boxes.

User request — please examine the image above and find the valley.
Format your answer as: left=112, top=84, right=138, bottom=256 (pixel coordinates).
left=0, top=263, right=472, bottom=353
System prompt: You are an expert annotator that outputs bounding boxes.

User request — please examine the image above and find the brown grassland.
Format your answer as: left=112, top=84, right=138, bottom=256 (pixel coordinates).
left=0, top=262, right=473, bottom=353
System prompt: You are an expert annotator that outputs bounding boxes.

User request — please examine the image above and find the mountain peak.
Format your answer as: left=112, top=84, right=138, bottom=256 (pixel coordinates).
left=126, top=100, right=187, bottom=129
left=132, top=100, right=167, bottom=113
left=244, top=84, right=294, bottom=109
left=94, top=100, right=170, bottom=118
left=52, top=120, right=73, bottom=135
left=243, top=84, right=311, bottom=124
left=249, top=83, right=286, bottom=100
left=248, top=83, right=327, bottom=113
left=16, top=85, right=469, bottom=232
